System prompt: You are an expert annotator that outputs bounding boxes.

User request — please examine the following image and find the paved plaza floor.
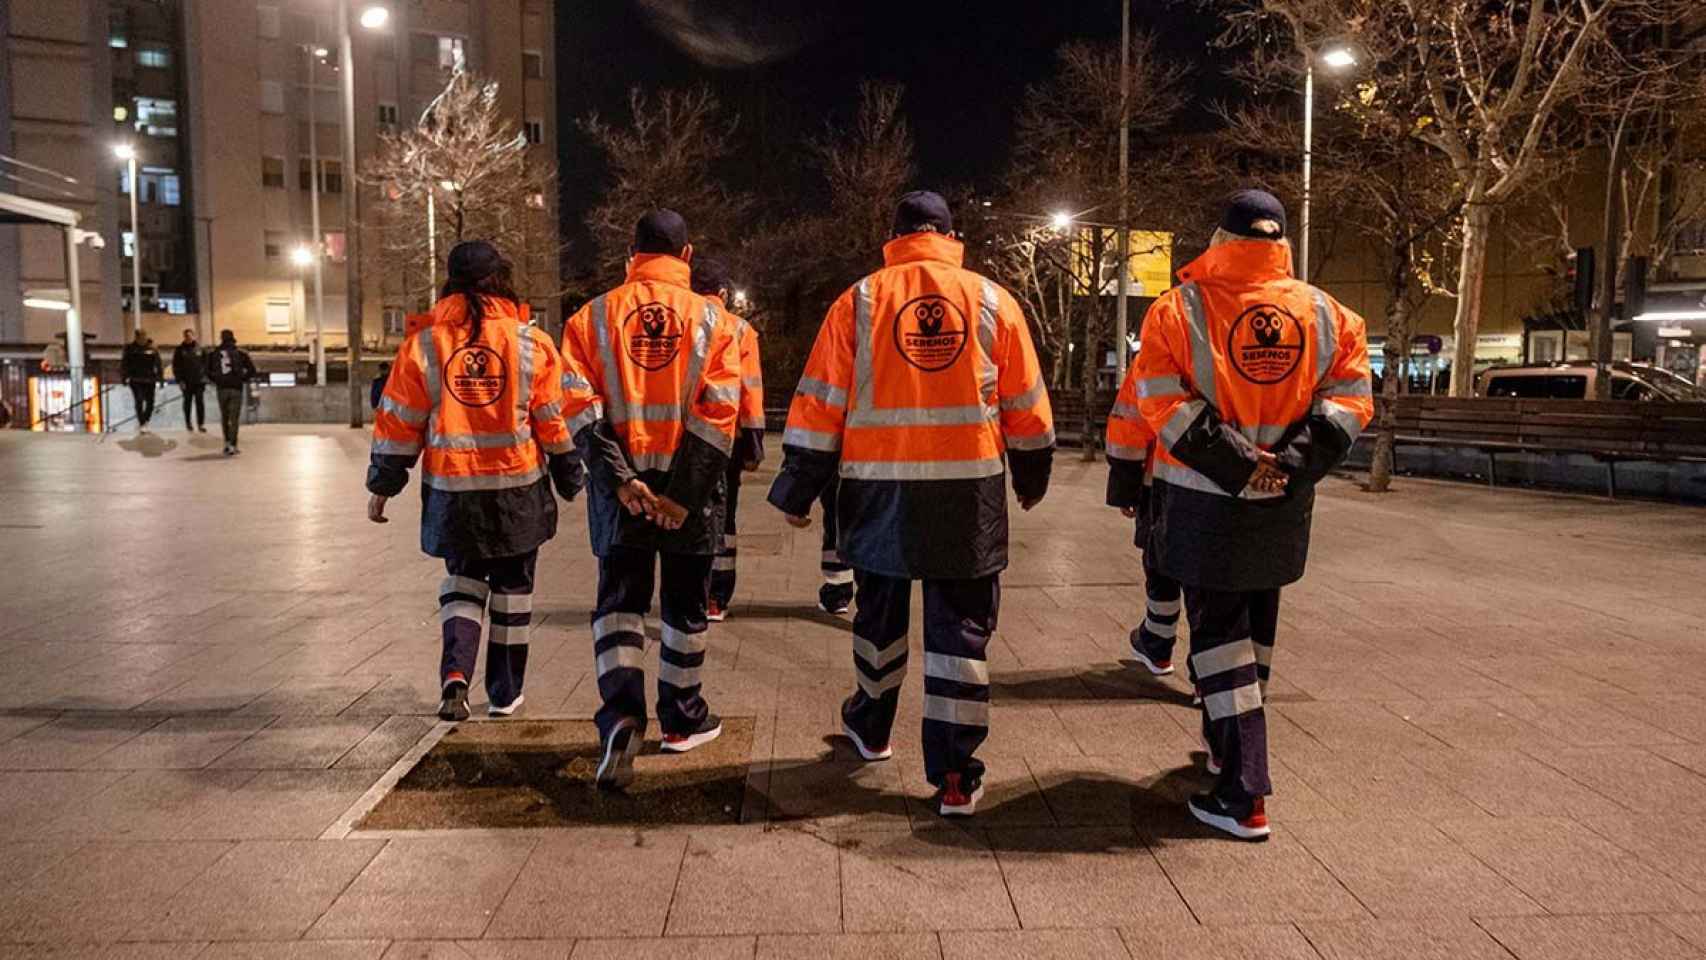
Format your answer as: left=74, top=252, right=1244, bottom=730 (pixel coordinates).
left=3, top=425, right=1706, bottom=959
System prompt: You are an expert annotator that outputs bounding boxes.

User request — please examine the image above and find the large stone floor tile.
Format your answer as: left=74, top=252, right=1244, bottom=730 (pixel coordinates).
left=568, top=937, right=753, bottom=960
left=0, top=945, right=208, bottom=960
left=135, top=839, right=384, bottom=940
left=0, top=714, right=163, bottom=769
left=1118, top=923, right=1322, bottom=959
left=212, top=717, right=386, bottom=770
left=1579, top=815, right=1706, bottom=894
left=760, top=759, right=911, bottom=829
left=1148, top=831, right=1370, bottom=925
left=1289, top=818, right=1543, bottom=918
left=177, top=768, right=380, bottom=839
left=0, top=769, right=128, bottom=839
left=1300, top=917, right=1523, bottom=960
left=1437, top=815, right=1705, bottom=913
left=988, top=827, right=1189, bottom=928
left=483, top=830, right=687, bottom=939
left=45, top=768, right=259, bottom=839
left=839, top=828, right=1018, bottom=932
left=940, top=928, right=1130, bottom=960
left=756, top=932, right=941, bottom=960
left=0, top=840, right=231, bottom=942
left=332, top=716, right=438, bottom=769
left=1404, top=747, right=1624, bottom=819
left=1531, top=746, right=1706, bottom=813
left=87, top=715, right=274, bottom=770
left=666, top=826, right=841, bottom=935
left=195, top=942, right=390, bottom=960
left=309, top=836, right=537, bottom=940
left=1479, top=914, right=1703, bottom=960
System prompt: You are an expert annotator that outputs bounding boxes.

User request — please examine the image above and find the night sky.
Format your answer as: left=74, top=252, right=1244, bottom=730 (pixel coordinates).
left=554, top=0, right=1230, bottom=246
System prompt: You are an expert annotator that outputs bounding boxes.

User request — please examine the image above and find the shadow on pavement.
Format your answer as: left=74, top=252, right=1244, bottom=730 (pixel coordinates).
left=116, top=435, right=178, bottom=458
left=733, top=602, right=855, bottom=632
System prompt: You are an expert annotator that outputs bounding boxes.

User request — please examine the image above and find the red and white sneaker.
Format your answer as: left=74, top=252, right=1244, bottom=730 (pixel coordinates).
left=706, top=602, right=728, bottom=623
left=1187, top=793, right=1270, bottom=841
left=938, top=772, right=984, bottom=818
left=841, top=722, right=893, bottom=762
left=661, top=714, right=723, bottom=753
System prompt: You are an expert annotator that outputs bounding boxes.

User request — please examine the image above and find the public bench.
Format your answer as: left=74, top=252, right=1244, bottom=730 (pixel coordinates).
left=1364, top=395, right=1706, bottom=498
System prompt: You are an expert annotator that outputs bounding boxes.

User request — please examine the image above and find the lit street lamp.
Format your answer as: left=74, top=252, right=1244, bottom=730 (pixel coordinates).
left=1049, top=211, right=1073, bottom=233
left=337, top=2, right=390, bottom=426
left=113, top=142, right=141, bottom=335
left=300, top=42, right=331, bottom=386
left=291, top=244, right=315, bottom=268
left=1301, top=43, right=1358, bottom=282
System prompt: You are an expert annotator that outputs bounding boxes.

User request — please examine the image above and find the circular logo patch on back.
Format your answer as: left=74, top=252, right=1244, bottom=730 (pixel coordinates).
left=624, top=302, right=683, bottom=371
left=1226, top=303, right=1304, bottom=384
left=444, top=345, right=507, bottom=407
left=893, top=295, right=968, bottom=372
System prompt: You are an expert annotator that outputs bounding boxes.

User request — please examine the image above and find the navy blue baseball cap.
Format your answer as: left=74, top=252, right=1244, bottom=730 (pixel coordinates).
left=446, top=240, right=505, bottom=282
left=1221, top=190, right=1288, bottom=239
left=892, top=190, right=953, bottom=237
left=633, top=208, right=689, bottom=254
left=690, top=256, right=732, bottom=297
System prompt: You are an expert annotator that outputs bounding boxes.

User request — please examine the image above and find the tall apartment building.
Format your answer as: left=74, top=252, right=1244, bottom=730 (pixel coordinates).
left=184, top=0, right=558, bottom=351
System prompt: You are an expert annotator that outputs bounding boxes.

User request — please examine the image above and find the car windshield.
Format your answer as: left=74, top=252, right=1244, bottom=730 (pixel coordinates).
left=1626, top=366, right=1706, bottom=401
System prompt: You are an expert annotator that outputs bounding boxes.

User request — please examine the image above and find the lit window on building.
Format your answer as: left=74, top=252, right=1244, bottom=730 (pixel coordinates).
left=413, top=34, right=465, bottom=69
left=110, top=34, right=128, bottom=49
left=158, top=296, right=189, bottom=315
left=123, top=232, right=135, bottom=258
left=118, top=167, right=132, bottom=195
left=113, top=105, right=128, bottom=122
left=160, top=173, right=181, bottom=207
left=134, top=98, right=178, bottom=137
left=137, top=47, right=170, bottom=68
left=524, top=120, right=543, bottom=145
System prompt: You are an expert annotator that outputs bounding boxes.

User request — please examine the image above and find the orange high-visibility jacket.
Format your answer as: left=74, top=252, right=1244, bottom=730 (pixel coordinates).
left=707, top=295, right=766, bottom=466
left=1132, top=239, right=1373, bottom=589
left=368, top=294, right=578, bottom=558
left=769, top=231, right=1055, bottom=579
left=1104, top=330, right=1159, bottom=514
left=560, top=254, right=741, bottom=555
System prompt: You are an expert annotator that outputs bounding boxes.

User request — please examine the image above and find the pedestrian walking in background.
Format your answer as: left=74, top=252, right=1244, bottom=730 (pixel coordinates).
left=691, top=256, right=765, bottom=622
left=206, top=330, right=258, bottom=455
left=559, top=210, right=742, bottom=790
left=769, top=190, right=1055, bottom=817
left=1133, top=190, right=1373, bottom=840
left=370, top=361, right=392, bottom=411
left=172, top=329, right=207, bottom=434
left=121, top=328, right=161, bottom=433
left=367, top=241, right=581, bottom=722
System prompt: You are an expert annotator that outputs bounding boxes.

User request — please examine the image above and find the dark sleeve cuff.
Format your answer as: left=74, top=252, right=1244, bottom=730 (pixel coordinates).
left=767, top=445, right=838, bottom=517
left=662, top=431, right=729, bottom=512
left=1272, top=416, right=1355, bottom=486
left=366, top=458, right=412, bottom=497
left=736, top=428, right=765, bottom=468
left=548, top=451, right=584, bottom=501
left=1169, top=408, right=1261, bottom=495
left=1105, top=456, right=1147, bottom=507
left=1008, top=446, right=1053, bottom=500
left=576, top=419, right=636, bottom=491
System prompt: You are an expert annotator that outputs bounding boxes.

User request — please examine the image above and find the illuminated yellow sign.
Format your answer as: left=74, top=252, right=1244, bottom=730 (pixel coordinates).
left=1071, top=229, right=1174, bottom=297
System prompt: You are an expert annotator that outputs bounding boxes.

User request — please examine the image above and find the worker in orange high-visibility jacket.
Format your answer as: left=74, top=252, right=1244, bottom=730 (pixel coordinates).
left=769, top=190, right=1055, bottom=818
left=560, top=209, right=742, bottom=790
left=691, top=257, right=765, bottom=622
left=1133, top=190, right=1373, bottom=841
left=367, top=241, right=582, bottom=723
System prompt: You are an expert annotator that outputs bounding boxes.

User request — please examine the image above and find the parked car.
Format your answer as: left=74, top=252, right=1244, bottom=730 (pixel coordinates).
left=1477, top=362, right=1706, bottom=401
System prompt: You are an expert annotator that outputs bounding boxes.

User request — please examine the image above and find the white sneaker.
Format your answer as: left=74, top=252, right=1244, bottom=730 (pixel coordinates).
left=842, top=720, right=893, bottom=762
left=487, top=693, right=525, bottom=718
left=1131, top=649, right=1175, bottom=676
left=660, top=715, right=723, bottom=753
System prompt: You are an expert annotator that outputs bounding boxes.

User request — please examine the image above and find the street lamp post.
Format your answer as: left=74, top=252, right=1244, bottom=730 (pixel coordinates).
left=1114, top=0, right=1132, bottom=376
left=336, top=2, right=389, bottom=427
left=114, top=143, right=141, bottom=335
left=302, top=44, right=330, bottom=386
left=1300, top=45, right=1357, bottom=283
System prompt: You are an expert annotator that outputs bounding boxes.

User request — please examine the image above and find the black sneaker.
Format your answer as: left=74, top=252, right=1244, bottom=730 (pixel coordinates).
left=818, top=583, right=853, bottom=615
left=595, top=718, right=641, bottom=790
left=661, top=713, right=723, bottom=753
left=1187, top=792, right=1270, bottom=841
left=438, top=678, right=470, bottom=721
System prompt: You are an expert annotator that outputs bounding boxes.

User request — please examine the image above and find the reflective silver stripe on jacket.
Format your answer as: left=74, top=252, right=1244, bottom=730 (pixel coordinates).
left=1314, top=398, right=1365, bottom=442
left=977, top=279, right=1000, bottom=401
left=701, top=383, right=740, bottom=406
left=566, top=400, right=604, bottom=434
left=421, top=465, right=545, bottom=491
left=1237, top=423, right=1292, bottom=447
left=380, top=395, right=429, bottom=425
left=1318, top=376, right=1372, bottom=397
left=590, top=296, right=628, bottom=423
left=1158, top=398, right=1206, bottom=449
left=620, top=403, right=683, bottom=423
left=847, top=404, right=995, bottom=428
left=631, top=450, right=675, bottom=472
left=1001, top=380, right=1045, bottom=412
left=679, top=300, right=719, bottom=424
left=532, top=400, right=563, bottom=423
left=429, top=429, right=531, bottom=450
left=419, top=326, right=442, bottom=413
left=796, top=376, right=848, bottom=408
left=372, top=438, right=422, bottom=457
left=1178, top=282, right=1217, bottom=407
left=1311, top=289, right=1337, bottom=385
left=516, top=328, right=535, bottom=429
left=783, top=426, right=841, bottom=451
left=740, top=415, right=767, bottom=429
left=1136, top=375, right=1184, bottom=398
left=1006, top=428, right=1055, bottom=451
left=852, top=278, right=875, bottom=412
left=1105, top=441, right=1148, bottom=462
left=743, top=375, right=764, bottom=391
left=839, top=457, right=1004, bottom=481
left=685, top=413, right=734, bottom=455
left=563, top=372, right=592, bottom=392
left=1109, top=400, right=1139, bottom=421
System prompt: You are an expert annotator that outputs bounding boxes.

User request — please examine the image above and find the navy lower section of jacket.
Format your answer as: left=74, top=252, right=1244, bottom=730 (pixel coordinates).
left=584, top=468, right=726, bottom=557
left=416, top=476, right=559, bottom=560
left=1148, top=479, right=1314, bottom=592
left=835, top=475, right=1011, bottom=580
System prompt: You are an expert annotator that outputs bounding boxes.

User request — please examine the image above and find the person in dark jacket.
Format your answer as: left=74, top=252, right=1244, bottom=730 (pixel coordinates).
left=370, top=361, right=391, bottom=411
left=171, top=329, right=208, bottom=433
left=121, top=329, right=162, bottom=432
left=206, top=330, right=257, bottom=455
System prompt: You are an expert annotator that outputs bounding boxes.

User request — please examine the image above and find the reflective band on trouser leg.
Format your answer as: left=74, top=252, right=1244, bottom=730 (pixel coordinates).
left=483, top=551, right=537, bottom=708
left=1183, top=586, right=1271, bottom=803
left=709, top=544, right=737, bottom=607
left=920, top=574, right=998, bottom=788
left=844, top=573, right=910, bottom=750
left=592, top=547, right=653, bottom=741
left=657, top=552, right=714, bottom=736
left=1134, top=561, right=1183, bottom=667
left=439, top=566, right=491, bottom=688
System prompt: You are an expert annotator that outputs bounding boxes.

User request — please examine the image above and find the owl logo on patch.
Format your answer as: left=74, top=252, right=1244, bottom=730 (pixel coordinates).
left=893, top=294, right=967, bottom=372
left=1226, top=303, right=1304, bottom=384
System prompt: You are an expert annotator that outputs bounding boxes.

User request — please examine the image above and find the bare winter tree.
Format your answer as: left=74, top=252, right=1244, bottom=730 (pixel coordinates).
left=811, top=80, right=916, bottom=262
left=362, top=70, right=564, bottom=313
left=578, top=85, right=754, bottom=286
